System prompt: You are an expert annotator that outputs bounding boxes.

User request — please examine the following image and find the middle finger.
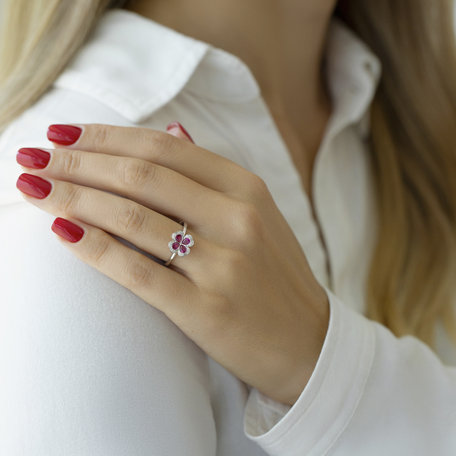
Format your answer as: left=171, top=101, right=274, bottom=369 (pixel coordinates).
left=16, top=147, right=227, bottom=231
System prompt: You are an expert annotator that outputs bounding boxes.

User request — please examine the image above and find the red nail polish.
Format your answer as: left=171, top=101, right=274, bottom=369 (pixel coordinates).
left=16, top=148, right=50, bottom=169
left=16, top=173, right=52, bottom=199
left=51, top=217, right=84, bottom=243
left=166, top=121, right=194, bottom=143
left=47, top=124, right=82, bottom=145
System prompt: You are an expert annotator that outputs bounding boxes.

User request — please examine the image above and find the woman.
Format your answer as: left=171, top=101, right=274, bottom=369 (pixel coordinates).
left=1, top=0, right=455, bottom=454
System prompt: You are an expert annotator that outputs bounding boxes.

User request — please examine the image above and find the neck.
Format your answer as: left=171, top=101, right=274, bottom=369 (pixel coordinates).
left=124, top=0, right=335, bottom=160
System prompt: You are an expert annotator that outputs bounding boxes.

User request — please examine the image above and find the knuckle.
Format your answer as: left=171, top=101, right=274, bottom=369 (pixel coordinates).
left=60, top=150, right=82, bottom=175
left=149, top=130, right=175, bottom=149
left=125, top=260, right=153, bottom=289
left=60, top=184, right=84, bottom=215
left=244, top=172, right=269, bottom=201
left=223, top=249, right=247, bottom=281
left=115, top=202, right=146, bottom=234
left=232, top=201, right=264, bottom=243
left=92, top=124, right=110, bottom=150
left=120, top=159, right=157, bottom=189
left=224, top=247, right=246, bottom=269
left=146, top=130, right=178, bottom=160
left=210, top=248, right=246, bottom=291
left=88, top=236, right=111, bottom=265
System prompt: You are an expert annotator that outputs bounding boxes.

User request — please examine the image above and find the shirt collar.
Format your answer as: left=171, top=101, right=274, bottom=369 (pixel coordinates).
left=323, top=17, right=382, bottom=140
left=53, top=8, right=210, bottom=123
left=54, top=8, right=381, bottom=134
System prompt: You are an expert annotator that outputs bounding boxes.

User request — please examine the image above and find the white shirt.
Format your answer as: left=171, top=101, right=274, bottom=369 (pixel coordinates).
left=0, top=7, right=455, bottom=455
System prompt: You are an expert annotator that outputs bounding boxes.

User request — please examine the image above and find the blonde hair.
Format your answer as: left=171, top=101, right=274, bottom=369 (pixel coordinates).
left=336, top=0, right=456, bottom=348
left=0, top=0, right=120, bottom=129
left=1, top=0, right=455, bottom=349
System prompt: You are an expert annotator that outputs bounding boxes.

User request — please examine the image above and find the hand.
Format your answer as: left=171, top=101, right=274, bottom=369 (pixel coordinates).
left=15, top=122, right=330, bottom=406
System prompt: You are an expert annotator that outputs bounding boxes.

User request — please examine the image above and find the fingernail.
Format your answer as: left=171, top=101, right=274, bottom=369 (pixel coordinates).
left=16, top=148, right=50, bottom=169
left=16, top=173, right=52, bottom=199
left=51, top=217, right=84, bottom=243
left=166, top=121, right=194, bottom=143
left=47, top=124, right=82, bottom=145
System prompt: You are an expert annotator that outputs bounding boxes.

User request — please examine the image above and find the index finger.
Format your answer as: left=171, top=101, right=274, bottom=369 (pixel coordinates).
left=47, top=123, right=251, bottom=195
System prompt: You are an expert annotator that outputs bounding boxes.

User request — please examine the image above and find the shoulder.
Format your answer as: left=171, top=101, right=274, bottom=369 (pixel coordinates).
left=1, top=83, right=135, bottom=150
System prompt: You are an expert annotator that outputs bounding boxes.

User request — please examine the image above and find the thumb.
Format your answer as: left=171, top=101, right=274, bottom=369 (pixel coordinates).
left=166, top=121, right=195, bottom=144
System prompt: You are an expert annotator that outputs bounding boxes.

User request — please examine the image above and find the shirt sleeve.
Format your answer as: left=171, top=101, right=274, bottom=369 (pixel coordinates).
left=243, top=286, right=456, bottom=455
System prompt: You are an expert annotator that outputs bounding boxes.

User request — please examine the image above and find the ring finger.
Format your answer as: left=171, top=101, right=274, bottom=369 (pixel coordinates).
left=16, top=147, right=228, bottom=232
left=15, top=173, right=212, bottom=276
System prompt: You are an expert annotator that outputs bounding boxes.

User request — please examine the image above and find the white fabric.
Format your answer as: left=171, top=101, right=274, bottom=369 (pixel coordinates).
left=1, top=7, right=455, bottom=455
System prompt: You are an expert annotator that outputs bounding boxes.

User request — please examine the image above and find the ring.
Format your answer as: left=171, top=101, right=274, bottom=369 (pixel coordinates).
left=164, top=219, right=194, bottom=266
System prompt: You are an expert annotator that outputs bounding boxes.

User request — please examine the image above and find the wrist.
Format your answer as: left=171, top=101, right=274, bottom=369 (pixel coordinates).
left=279, top=287, right=330, bottom=406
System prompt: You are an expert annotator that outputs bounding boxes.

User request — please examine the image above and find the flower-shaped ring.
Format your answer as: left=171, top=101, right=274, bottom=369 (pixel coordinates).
left=164, top=220, right=194, bottom=266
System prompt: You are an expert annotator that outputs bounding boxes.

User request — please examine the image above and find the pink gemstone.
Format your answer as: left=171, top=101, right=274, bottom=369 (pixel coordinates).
left=180, top=245, right=187, bottom=254
left=172, top=242, right=180, bottom=250
left=175, top=234, right=182, bottom=242
left=182, top=237, right=190, bottom=245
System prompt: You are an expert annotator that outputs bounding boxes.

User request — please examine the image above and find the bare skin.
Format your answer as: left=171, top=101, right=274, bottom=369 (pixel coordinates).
left=123, top=0, right=337, bottom=201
